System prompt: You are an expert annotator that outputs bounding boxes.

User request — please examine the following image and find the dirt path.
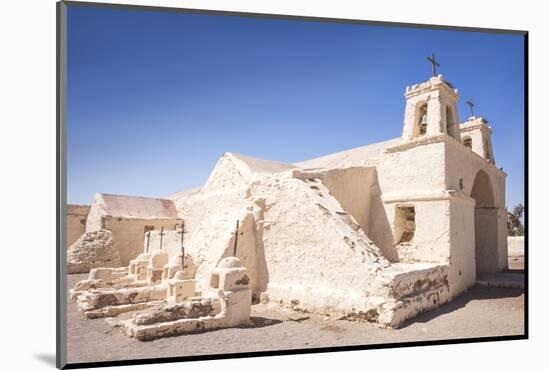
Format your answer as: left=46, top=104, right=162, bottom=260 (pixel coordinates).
left=66, top=274, right=524, bottom=364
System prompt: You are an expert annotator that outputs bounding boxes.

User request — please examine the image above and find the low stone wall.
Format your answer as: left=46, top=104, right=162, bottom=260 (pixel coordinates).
left=508, top=236, right=524, bottom=258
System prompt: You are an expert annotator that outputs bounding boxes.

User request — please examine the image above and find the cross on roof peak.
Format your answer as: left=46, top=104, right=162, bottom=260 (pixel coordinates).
left=467, top=97, right=475, bottom=116
left=426, top=53, right=440, bottom=77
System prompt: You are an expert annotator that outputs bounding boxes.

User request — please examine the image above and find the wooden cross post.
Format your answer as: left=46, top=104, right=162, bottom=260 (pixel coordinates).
left=467, top=97, right=475, bottom=117
left=159, top=226, right=165, bottom=250
left=145, top=229, right=151, bottom=253
left=177, top=221, right=187, bottom=270
left=426, top=53, right=440, bottom=77
left=232, top=220, right=244, bottom=257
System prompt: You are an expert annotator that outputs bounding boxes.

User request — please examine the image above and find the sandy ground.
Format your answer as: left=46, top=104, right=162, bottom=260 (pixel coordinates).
left=66, top=264, right=525, bottom=365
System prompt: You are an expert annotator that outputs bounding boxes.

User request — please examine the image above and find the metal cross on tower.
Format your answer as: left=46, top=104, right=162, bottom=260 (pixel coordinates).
left=426, top=53, right=440, bottom=77
left=467, top=97, right=475, bottom=117
left=177, top=221, right=187, bottom=270
left=232, top=220, right=244, bottom=257
left=159, top=226, right=165, bottom=250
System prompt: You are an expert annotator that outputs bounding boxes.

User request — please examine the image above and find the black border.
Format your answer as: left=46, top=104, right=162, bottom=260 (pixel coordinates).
left=56, top=1, right=529, bottom=369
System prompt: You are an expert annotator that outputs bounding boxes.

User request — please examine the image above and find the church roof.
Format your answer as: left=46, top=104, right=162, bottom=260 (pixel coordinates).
left=97, top=193, right=178, bottom=219
left=295, top=137, right=400, bottom=169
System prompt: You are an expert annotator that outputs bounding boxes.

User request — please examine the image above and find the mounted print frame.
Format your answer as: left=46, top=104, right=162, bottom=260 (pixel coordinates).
left=57, top=1, right=528, bottom=368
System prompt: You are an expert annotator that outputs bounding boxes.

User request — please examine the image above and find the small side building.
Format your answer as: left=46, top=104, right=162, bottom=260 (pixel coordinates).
left=85, top=193, right=182, bottom=266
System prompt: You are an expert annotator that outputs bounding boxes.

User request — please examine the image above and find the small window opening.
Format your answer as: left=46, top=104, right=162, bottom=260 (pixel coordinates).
left=395, top=206, right=416, bottom=245
left=463, top=137, right=472, bottom=149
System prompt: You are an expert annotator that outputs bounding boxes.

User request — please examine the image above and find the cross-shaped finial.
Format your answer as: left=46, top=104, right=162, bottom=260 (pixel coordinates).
left=159, top=226, right=165, bottom=250
left=144, top=225, right=154, bottom=253
left=177, top=221, right=187, bottom=269
left=466, top=97, right=475, bottom=117
left=231, top=220, right=244, bottom=256
left=426, top=53, right=440, bottom=77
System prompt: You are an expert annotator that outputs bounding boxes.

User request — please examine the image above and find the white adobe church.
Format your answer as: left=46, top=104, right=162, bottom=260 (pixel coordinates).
left=68, top=64, right=508, bottom=327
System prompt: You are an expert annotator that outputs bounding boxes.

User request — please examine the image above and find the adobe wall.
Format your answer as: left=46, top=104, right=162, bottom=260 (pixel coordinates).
left=254, top=173, right=391, bottom=315
left=102, top=217, right=181, bottom=266
left=295, top=167, right=397, bottom=262
left=375, top=139, right=450, bottom=265
left=381, top=197, right=452, bottom=264
left=444, top=137, right=508, bottom=272
left=448, top=196, right=476, bottom=295
left=375, top=137, right=507, bottom=278
left=67, top=204, right=90, bottom=248
left=378, top=138, right=447, bottom=195
left=84, top=193, right=181, bottom=265
left=444, top=136, right=506, bottom=208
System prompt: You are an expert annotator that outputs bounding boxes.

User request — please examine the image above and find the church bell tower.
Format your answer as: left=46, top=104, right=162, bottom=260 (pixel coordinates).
left=401, top=54, right=461, bottom=143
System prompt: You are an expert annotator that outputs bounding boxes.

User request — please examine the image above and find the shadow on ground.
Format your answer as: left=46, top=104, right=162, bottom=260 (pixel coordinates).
left=400, top=285, right=524, bottom=328
left=246, top=316, right=283, bottom=328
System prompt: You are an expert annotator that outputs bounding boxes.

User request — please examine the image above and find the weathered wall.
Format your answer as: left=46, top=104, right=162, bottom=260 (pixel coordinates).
left=474, top=208, right=499, bottom=274
left=448, top=196, right=476, bottom=295
left=169, top=153, right=394, bottom=315
left=67, top=204, right=90, bottom=248
left=295, top=167, right=397, bottom=262
left=382, top=198, right=452, bottom=264
left=444, top=137, right=508, bottom=274
left=379, top=139, right=447, bottom=195
left=166, top=154, right=281, bottom=300
left=102, top=217, right=181, bottom=266
left=85, top=193, right=182, bottom=266
left=254, top=173, right=391, bottom=314
left=444, top=136, right=506, bottom=208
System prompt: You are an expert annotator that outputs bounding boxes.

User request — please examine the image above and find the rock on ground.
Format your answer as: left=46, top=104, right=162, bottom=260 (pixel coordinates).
left=67, top=230, right=121, bottom=273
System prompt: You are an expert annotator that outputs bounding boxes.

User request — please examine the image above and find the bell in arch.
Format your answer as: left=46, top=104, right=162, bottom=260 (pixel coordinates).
left=418, top=106, right=428, bottom=136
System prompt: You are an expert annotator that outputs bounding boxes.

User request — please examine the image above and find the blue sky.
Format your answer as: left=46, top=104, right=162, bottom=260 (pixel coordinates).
left=67, top=5, right=525, bottom=208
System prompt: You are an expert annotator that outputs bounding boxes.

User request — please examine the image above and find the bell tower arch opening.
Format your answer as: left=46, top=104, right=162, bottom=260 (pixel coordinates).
left=470, top=169, right=498, bottom=275
left=401, top=75, right=460, bottom=143
left=416, top=103, right=428, bottom=137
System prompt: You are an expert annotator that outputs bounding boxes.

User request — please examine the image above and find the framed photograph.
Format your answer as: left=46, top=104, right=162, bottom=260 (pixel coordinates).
left=57, top=1, right=527, bottom=368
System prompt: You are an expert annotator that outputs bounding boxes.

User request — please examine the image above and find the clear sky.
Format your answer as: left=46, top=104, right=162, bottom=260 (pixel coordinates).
left=67, top=5, right=525, bottom=208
